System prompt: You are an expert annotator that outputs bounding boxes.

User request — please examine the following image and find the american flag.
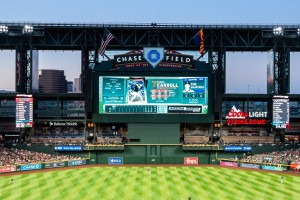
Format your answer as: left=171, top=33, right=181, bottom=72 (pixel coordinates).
left=98, top=28, right=114, bottom=56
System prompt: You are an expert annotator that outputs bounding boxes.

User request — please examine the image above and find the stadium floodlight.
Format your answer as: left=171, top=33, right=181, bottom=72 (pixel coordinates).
left=297, top=28, right=300, bottom=36
left=273, top=27, right=283, bottom=36
left=23, top=25, right=33, bottom=33
left=0, top=25, right=8, bottom=33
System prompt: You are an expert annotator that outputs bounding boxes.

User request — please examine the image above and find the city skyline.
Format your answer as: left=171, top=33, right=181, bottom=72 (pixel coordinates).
left=0, top=0, right=300, bottom=93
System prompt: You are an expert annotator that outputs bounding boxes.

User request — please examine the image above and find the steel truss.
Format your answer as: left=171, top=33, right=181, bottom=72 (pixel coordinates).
left=1, top=23, right=300, bottom=94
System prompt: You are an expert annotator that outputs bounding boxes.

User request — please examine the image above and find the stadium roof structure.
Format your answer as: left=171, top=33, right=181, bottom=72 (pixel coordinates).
left=0, top=22, right=300, bottom=51
left=0, top=22, right=298, bottom=95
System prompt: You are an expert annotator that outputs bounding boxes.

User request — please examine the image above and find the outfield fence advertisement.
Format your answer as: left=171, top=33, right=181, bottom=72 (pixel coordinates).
left=261, top=165, right=286, bottom=171
left=45, top=162, right=65, bottom=168
left=68, top=160, right=86, bottom=166
left=184, top=157, right=198, bottom=165
left=108, top=157, right=123, bottom=164
left=240, top=163, right=260, bottom=169
left=0, top=166, right=16, bottom=173
left=21, top=163, right=42, bottom=171
left=220, top=161, right=238, bottom=167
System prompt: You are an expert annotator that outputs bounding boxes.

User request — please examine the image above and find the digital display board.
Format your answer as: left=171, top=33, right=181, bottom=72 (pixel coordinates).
left=54, top=146, right=83, bottom=151
left=16, top=94, right=33, bottom=128
left=99, top=77, right=208, bottom=114
left=272, top=95, right=289, bottom=129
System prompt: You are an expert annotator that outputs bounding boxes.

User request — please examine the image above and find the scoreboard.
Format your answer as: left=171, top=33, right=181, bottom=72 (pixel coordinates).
left=272, top=95, right=289, bottom=129
left=16, top=94, right=33, bottom=128
left=99, top=76, right=208, bottom=114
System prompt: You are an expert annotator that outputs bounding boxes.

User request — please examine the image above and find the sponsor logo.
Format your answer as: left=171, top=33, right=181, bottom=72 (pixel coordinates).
left=49, top=121, right=78, bottom=126
left=225, top=105, right=267, bottom=125
left=220, top=161, right=238, bottom=167
left=143, top=47, right=164, bottom=68
left=184, top=157, right=198, bottom=165
left=113, top=49, right=194, bottom=70
left=45, top=162, right=65, bottom=168
left=54, top=146, right=82, bottom=151
left=68, top=160, right=86, bottom=166
left=240, top=163, right=260, bottom=169
left=21, top=164, right=42, bottom=171
left=261, top=165, right=284, bottom=171
left=224, top=146, right=252, bottom=152
left=0, top=166, right=16, bottom=173
left=108, top=157, right=123, bottom=164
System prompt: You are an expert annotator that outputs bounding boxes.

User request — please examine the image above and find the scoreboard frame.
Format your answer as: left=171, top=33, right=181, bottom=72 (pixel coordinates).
left=15, top=94, right=33, bottom=128
left=91, top=71, right=215, bottom=123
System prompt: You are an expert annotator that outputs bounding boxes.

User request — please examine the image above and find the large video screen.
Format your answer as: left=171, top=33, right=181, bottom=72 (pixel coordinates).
left=99, top=76, right=208, bottom=114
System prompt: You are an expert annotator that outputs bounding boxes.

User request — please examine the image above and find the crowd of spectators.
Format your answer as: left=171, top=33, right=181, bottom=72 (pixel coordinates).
left=0, top=147, right=82, bottom=166
left=240, top=148, right=300, bottom=165
left=30, top=127, right=85, bottom=145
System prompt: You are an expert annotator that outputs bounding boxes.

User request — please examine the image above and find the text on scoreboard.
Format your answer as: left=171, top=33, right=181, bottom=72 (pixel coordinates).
left=99, top=76, right=209, bottom=114
left=16, top=94, right=33, bottom=128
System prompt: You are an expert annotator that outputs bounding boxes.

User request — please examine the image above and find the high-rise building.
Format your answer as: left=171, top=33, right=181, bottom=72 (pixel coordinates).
left=67, top=81, right=73, bottom=93
left=73, top=77, right=82, bottom=93
left=38, top=69, right=67, bottom=93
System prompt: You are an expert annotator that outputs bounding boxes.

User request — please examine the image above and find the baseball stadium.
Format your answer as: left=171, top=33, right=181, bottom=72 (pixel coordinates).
left=0, top=23, right=300, bottom=200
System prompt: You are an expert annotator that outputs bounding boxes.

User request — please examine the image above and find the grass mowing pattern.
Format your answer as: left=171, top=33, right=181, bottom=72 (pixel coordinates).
left=0, top=167, right=299, bottom=200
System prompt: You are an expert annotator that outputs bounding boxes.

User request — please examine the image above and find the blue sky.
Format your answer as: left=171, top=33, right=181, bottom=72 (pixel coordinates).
left=0, top=0, right=300, bottom=93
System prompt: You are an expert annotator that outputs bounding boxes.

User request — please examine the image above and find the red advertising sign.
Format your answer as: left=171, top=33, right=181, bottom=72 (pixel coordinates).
left=184, top=157, right=198, bottom=165
left=290, top=163, right=300, bottom=171
left=225, top=106, right=267, bottom=125
left=0, top=166, right=16, bottom=173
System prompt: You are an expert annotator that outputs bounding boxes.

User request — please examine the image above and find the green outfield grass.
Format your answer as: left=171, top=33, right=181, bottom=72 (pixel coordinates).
left=0, top=166, right=299, bottom=200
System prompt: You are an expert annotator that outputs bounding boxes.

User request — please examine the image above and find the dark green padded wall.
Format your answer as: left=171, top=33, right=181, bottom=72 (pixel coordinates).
left=128, top=123, right=180, bottom=144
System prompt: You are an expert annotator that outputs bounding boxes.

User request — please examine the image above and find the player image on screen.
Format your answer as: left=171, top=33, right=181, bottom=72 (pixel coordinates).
left=183, top=82, right=195, bottom=93
left=127, top=79, right=147, bottom=104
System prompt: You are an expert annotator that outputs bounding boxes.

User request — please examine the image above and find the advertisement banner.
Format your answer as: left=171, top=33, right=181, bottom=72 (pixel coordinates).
left=45, top=162, right=65, bottom=169
left=108, top=157, right=123, bottom=164
left=224, top=146, right=252, bottom=152
left=220, top=161, right=238, bottom=167
left=184, top=157, right=198, bottom=165
left=0, top=166, right=16, bottom=173
left=261, top=165, right=284, bottom=171
left=68, top=160, right=86, bottom=166
left=290, top=163, right=300, bottom=171
left=21, top=163, right=42, bottom=171
left=240, top=163, right=260, bottom=169
left=54, top=146, right=83, bottom=151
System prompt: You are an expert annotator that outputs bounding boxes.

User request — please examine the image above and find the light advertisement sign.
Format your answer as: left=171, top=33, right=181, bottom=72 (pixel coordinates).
left=224, top=146, right=252, bottom=152
left=21, top=163, right=42, bottom=171
left=54, top=146, right=83, bottom=151
left=99, top=77, right=208, bottom=114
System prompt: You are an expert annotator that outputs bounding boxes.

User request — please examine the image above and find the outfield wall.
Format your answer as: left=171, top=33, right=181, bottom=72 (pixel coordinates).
left=5, top=143, right=299, bottom=165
